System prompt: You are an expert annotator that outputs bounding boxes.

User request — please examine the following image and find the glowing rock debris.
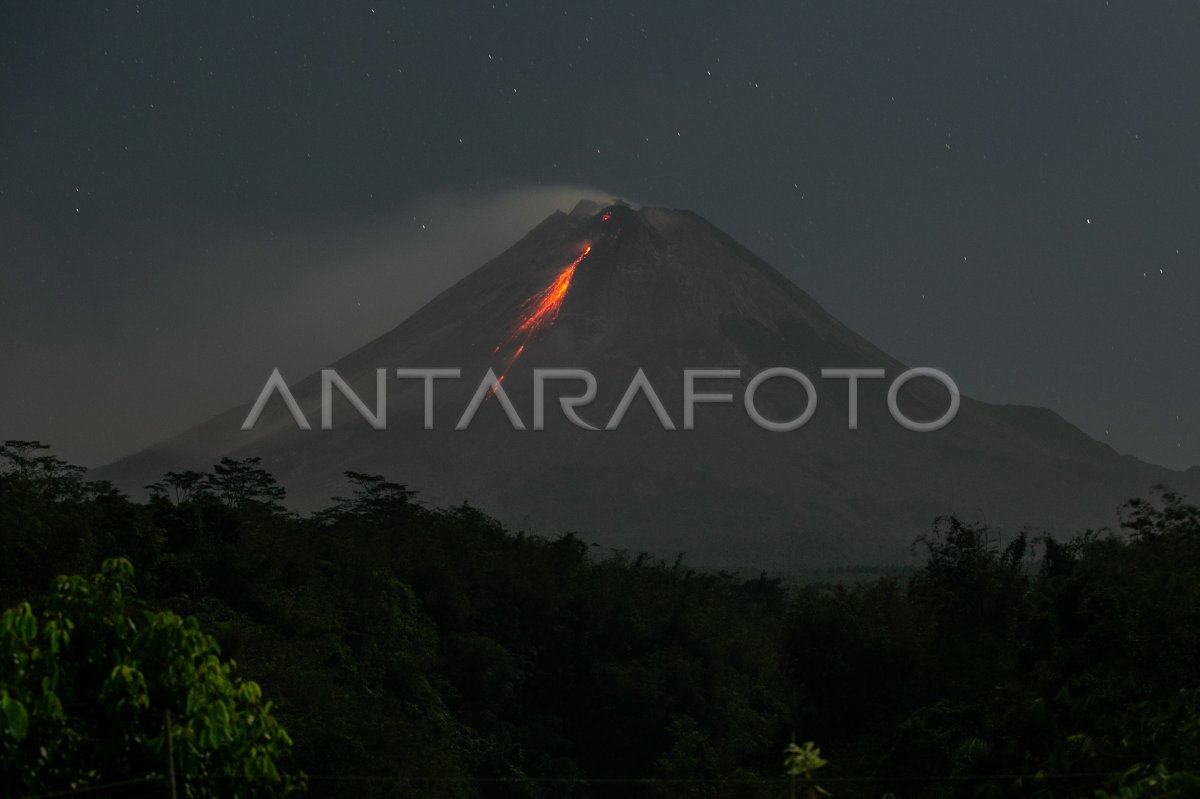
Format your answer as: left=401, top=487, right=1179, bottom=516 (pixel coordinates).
left=489, top=244, right=592, bottom=392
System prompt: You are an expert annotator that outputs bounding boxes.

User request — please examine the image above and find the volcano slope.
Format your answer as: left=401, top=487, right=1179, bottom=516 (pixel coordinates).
left=95, top=201, right=1200, bottom=566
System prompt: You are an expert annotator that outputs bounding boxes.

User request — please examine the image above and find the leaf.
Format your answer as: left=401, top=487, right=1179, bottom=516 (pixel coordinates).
left=2, top=694, right=29, bottom=740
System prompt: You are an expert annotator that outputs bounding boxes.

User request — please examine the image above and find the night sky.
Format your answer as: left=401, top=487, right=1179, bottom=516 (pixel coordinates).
left=2, top=2, right=1197, bottom=471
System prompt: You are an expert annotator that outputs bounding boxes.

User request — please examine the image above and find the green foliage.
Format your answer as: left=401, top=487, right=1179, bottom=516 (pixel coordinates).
left=784, top=740, right=830, bottom=798
left=2, top=444, right=1199, bottom=798
left=783, top=740, right=827, bottom=778
left=0, top=557, right=302, bottom=797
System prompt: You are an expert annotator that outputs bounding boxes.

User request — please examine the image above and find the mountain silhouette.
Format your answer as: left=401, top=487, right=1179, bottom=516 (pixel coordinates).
left=94, top=201, right=1200, bottom=566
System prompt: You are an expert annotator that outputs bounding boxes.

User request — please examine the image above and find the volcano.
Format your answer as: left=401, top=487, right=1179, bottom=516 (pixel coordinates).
left=95, top=201, right=1200, bottom=567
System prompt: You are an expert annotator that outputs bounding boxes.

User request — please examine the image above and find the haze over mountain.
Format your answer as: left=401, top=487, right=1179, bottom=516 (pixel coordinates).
left=95, top=202, right=1200, bottom=566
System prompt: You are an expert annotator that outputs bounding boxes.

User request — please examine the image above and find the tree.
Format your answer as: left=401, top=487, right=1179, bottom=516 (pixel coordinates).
left=147, top=470, right=209, bottom=505
left=316, top=471, right=420, bottom=523
left=206, top=457, right=286, bottom=510
left=0, top=558, right=303, bottom=797
left=0, top=440, right=86, bottom=501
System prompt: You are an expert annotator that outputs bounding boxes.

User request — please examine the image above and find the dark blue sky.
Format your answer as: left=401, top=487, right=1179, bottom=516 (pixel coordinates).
left=2, top=1, right=1197, bottom=470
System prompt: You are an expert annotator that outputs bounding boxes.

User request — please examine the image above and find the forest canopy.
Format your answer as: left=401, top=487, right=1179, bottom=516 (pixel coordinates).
left=1, top=440, right=1198, bottom=798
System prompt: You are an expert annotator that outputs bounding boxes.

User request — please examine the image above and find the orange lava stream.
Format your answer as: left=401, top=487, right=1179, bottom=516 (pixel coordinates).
left=489, top=244, right=591, bottom=392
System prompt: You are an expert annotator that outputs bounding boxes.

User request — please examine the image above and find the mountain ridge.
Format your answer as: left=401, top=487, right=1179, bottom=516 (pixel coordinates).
left=92, top=202, right=1200, bottom=566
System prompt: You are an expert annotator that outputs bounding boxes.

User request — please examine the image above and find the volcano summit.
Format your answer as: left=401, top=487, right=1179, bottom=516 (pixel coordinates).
left=95, top=200, right=1200, bottom=567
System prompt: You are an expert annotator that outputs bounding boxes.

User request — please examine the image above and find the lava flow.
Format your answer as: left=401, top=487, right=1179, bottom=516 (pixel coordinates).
left=489, top=244, right=592, bottom=391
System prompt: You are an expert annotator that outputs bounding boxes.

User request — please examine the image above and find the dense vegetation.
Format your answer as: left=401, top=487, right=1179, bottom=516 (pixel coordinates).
left=1, top=440, right=1198, bottom=797
left=1, top=557, right=301, bottom=798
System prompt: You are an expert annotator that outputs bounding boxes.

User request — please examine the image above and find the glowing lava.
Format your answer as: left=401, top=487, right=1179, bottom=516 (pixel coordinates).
left=489, top=244, right=592, bottom=391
